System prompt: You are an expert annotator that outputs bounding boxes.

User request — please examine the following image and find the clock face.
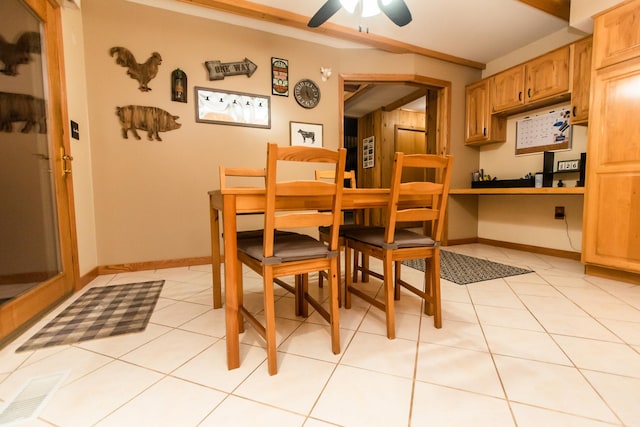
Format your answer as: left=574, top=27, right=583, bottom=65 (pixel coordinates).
left=294, top=79, right=320, bottom=109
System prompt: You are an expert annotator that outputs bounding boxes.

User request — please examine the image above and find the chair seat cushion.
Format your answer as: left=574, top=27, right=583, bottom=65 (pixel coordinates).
left=343, top=226, right=436, bottom=249
left=238, top=232, right=337, bottom=265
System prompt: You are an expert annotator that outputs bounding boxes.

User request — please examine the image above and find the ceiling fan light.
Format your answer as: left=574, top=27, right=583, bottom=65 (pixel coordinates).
left=361, top=0, right=380, bottom=17
left=339, top=0, right=358, bottom=14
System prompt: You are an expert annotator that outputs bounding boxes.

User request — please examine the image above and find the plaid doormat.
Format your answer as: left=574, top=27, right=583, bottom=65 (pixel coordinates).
left=402, top=250, right=532, bottom=285
left=16, top=280, right=164, bottom=352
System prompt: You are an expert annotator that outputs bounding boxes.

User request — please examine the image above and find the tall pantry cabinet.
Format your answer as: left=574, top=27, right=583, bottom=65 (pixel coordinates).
left=582, top=0, right=640, bottom=280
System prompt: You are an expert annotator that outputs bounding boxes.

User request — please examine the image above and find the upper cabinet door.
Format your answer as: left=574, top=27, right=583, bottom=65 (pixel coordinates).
left=465, top=79, right=490, bottom=143
left=465, top=79, right=506, bottom=145
left=525, top=46, right=570, bottom=102
left=593, top=0, right=640, bottom=69
left=491, top=65, right=525, bottom=113
left=570, top=37, right=593, bottom=124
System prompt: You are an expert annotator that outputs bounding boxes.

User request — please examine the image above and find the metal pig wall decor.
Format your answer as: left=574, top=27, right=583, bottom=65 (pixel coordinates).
left=110, top=47, right=162, bottom=92
left=0, top=31, right=41, bottom=76
left=0, top=91, right=46, bottom=133
left=116, top=105, right=180, bottom=141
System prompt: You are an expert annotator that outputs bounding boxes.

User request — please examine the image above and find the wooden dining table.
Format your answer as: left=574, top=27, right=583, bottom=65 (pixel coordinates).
left=208, top=186, right=429, bottom=369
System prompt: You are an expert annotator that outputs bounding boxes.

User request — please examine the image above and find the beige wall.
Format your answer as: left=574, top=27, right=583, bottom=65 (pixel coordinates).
left=71, top=0, right=479, bottom=267
left=570, top=0, right=623, bottom=32
left=61, top=5, right=97, bottom=276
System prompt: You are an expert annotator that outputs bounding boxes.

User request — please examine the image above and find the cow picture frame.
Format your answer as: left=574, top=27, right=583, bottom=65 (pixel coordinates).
left=290, top=121, right=322, bottom=147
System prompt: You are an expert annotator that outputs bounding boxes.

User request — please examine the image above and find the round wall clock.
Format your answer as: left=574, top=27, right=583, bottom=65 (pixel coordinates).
left=294, top=79, right=321, bottom=109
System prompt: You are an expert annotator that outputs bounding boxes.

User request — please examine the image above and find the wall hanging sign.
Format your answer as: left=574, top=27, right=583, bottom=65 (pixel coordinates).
left=293, top=79, right=320, bottom=109
left=271, top=57, right=289, bottom=96
left=171, top=68, right=187, bottom=103
left=204, top=58, right=257, bottom=81
left=363, top=136, right=375, bottom=168
left=290, top=121, right=322, bottom=147
left=109, top=47, right=162, bottom=92
left=195, top=86, right=270, bottom=129
left=116, top=105, right=181, bottom=141
left=0, top=31, right=41, bottom=76
left=515, top=106, right=571, bottom=155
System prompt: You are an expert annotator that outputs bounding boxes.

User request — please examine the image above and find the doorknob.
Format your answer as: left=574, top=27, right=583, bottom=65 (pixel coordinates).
left=61, top=147, right=73, bottom=176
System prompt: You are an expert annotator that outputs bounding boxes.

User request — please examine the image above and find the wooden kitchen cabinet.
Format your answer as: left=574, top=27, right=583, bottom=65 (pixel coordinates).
left=491, top=46, right=570, bottom=114
left=592, top=0, right=640, bottom=69
left=570, top=37, right=592, bottom=124
left=583, top=0, right=640, bottom=279
left=464, top=79, right=505, bottom=145
left=525, top=46, right=570, bottom=102
left=491, top=65, right=525, bottom=112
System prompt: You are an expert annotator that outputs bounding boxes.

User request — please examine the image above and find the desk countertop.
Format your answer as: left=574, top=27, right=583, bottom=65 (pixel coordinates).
left=449, top=187, right=584, bottom=195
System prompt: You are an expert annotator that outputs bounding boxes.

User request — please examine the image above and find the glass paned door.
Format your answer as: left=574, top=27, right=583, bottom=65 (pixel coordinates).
left=0, top=0, right=76, bottom=344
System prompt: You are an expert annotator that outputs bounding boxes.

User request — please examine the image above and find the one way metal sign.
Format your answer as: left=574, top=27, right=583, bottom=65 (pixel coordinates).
left=205, top=58, right=257, bottom=80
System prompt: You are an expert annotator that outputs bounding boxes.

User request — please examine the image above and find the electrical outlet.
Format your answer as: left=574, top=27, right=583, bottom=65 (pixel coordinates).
left=555, top=206, right=565, bottom=220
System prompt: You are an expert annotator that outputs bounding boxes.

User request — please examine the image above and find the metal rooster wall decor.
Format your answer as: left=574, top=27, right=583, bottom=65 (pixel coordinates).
left=109, top=47, right=162, bottom=92
left=0, top=31, right=41, bottom=76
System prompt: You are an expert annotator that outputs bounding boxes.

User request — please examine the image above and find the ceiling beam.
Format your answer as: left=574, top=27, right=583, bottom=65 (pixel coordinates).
left=383, top=88, right=428, bottom=112
left=176, top=0, right=485, bottom=69
left=516, top=0, right=570, bottom=21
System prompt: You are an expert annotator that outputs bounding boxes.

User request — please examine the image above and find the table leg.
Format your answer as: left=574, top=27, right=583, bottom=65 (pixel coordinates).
left=209, top=199, right=222, bottom=309
left=223, top=194, right=240, bottom=370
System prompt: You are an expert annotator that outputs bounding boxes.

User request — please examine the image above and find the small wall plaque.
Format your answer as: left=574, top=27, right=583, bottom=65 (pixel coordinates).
left=204, top=58, right=257, bottom=81
left=171, top=68, right=187, bottom=103
left=271, top=57, right=289, bottom=96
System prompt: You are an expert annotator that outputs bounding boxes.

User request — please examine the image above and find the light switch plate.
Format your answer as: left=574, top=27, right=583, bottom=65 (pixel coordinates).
left=70, top=120, right=79, bottom=140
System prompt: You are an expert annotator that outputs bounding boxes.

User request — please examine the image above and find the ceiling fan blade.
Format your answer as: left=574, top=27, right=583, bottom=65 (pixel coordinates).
left=308, top=0, right=342, bottom=27
left=378, top=0, right=412, bottom=26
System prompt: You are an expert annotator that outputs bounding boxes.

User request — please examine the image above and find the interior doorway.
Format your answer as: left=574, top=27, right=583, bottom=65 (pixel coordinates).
left=340, top=74, right=450, bottom=188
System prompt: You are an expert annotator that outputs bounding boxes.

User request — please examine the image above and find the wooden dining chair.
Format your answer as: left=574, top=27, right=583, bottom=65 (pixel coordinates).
left=343, top=152, right=454, bottom=338
left=315, top=169, right=367, bottom=303
left=219, top=166, right=267, bottom=237
left=235, top=142, right=346, bottom=375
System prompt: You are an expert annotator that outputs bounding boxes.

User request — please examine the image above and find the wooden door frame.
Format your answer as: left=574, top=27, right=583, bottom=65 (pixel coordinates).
left=338, top=73, right=451, bottom=160
left=0, top=0, right=79, bottom=346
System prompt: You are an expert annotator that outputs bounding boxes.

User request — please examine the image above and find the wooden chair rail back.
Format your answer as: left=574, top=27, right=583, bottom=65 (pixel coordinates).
left=385, top=152, right=454, bottom=244
left=264, top=142, right=347, bottom=257
left=219, top=166, right=266, bottom=189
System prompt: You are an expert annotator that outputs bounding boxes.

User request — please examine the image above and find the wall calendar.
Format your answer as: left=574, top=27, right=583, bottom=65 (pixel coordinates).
left=515, top=106, right=571, bottom=155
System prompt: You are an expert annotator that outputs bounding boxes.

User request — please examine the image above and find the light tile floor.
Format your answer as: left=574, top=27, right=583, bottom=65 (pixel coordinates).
left=1, top=244, right=640, bottom=426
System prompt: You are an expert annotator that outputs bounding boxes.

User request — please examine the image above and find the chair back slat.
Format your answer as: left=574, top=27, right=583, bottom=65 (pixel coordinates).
left=395, top=208, right=440, bottom=223
left=315, top=169, right=356, bottom=189
left=220, top=166, right=266, bottom=189
left=263, top=142, right=346, bottom=258
left=398, top=181, right=443, bottom=195
left=273, top=212, right=333, bottom=229
left=384, top=152, right=454, bottom=245
left=276, top=181, right=336, bottom=196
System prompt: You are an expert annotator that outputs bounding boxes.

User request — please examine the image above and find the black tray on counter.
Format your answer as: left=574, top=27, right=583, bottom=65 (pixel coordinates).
left=471, top=177, right=535, bottom=188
